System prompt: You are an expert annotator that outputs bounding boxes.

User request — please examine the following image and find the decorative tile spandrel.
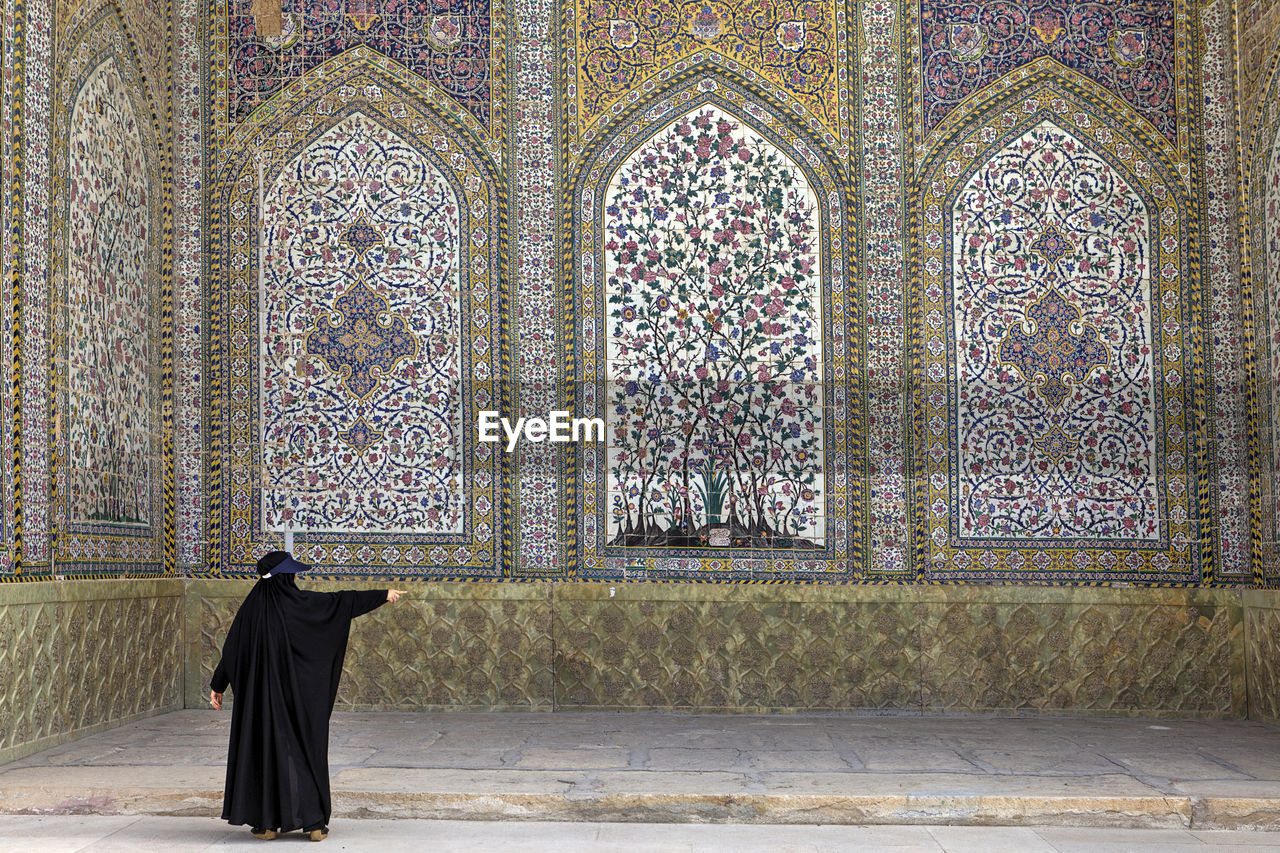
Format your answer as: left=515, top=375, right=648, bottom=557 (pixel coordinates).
left=566, top=0, right=850, bottom=156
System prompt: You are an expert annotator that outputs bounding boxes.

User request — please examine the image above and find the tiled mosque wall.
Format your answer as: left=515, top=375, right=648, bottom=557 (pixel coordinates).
left=192, top=0, right=1258, bottom=584
left=0, top=0, right=1279, bottom=724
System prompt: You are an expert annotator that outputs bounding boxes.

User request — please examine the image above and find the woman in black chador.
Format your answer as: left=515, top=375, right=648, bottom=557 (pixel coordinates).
left=209, top=551, right=406, bottom=841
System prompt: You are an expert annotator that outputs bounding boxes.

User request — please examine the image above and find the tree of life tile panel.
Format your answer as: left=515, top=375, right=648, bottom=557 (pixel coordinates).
left=570, top=77, right=864, bottom=581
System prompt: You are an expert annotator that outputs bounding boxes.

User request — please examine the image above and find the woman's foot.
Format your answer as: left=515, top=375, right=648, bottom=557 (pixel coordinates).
left=250, top=827, right=277, bottom=840
left=305, top=823, right=329, bottom=842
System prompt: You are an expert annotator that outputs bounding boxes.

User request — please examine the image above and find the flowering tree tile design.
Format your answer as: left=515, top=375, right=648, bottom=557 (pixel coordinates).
left=261, top=112, right=464, bottom=535
left=950, top=121, right=1159, bottom=541
left=67, top=56, right=156, bottom=526
left=1267, top=122, right=1280, bottom=541
left=603, top=107, right=824, bottom=548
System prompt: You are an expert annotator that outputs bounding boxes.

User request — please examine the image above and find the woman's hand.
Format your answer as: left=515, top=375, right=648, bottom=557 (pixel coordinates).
left=210, top=690, right=223, bottom=711
left=387, top=589, right=408, bottom=603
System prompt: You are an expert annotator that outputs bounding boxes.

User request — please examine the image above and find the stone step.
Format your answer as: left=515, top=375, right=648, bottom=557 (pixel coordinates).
left=1, top=764, right=1278, bottom=830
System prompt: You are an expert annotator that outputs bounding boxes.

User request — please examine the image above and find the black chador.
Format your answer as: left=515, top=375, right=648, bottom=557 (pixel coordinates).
left=210, top=551, right=404, bottom=839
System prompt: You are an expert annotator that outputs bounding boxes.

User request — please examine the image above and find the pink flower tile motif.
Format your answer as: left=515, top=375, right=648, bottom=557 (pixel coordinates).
left=775, top=20, right=806, bottom=52
left=64, top=56, right=157, bottom=528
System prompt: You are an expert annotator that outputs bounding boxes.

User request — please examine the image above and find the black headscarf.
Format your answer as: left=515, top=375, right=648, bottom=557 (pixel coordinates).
left=210, top=558, right=386, bottom=832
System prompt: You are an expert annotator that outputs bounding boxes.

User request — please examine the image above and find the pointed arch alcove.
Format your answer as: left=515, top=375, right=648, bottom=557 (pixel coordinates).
left=207, top=60, right=509, bottom=576
left=564, top=72, right=865, bottom=581
left=911, top=78, right=1208, bottom=583
left=50, top=9, right=168, bottom=573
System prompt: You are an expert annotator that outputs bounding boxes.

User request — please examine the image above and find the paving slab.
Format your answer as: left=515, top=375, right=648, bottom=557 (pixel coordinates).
left=5, top=817, right=1280, bottom=852
left=1, top=711, right=1280, bottom=830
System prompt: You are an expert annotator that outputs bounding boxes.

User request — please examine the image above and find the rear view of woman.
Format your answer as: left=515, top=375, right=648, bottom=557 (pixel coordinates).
left=209, top=551, right=407, bottom=841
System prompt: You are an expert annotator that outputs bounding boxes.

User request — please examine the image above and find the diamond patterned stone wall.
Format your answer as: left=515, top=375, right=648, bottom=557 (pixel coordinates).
left=553, top=585, right=921, bottom=711
left=0, top=581, right=183, bottom=764
left=187, top=582, right=1247, bottom=717
left=185, top=580, right=555, bottom=710
left=1245, top=590, right=1280, bottom=722
left=919, top=587, right=1244, bottom=716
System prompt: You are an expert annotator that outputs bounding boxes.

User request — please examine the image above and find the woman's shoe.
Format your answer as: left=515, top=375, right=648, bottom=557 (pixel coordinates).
left=306, top=824, right=329, bottom=842
left=250, top=827, right=277, bottom=840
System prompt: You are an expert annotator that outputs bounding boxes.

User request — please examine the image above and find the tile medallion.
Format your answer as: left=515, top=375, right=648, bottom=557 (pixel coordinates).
left=913, top=78, right=1207, bottom=582
left=207, top=56, right=510, bottom=575
left=260, top=112, right=467, bottom=536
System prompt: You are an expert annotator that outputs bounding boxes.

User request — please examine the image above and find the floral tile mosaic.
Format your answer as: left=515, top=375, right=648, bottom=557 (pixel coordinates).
left=565, top=85, right=865, bottom=581
left=48, top=9, right=166, bottom=571
left=912, top=79, right=1206, bottom=582
left=205, top=57, right=509, bottom=575
left=103, top=0, right=1267, bottom=582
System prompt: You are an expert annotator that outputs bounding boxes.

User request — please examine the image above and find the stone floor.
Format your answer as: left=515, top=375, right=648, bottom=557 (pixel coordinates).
left=3, top=815, right=1280, bottom=852
left=3, top=711, right=1280, bottom=831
